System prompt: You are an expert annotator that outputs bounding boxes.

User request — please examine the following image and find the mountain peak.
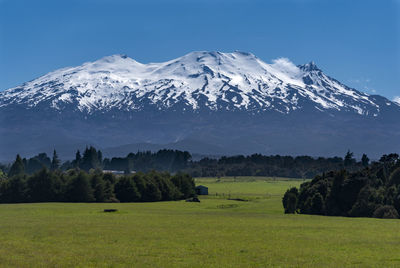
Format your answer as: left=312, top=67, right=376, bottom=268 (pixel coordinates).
left=299, top=61, right=321, bottom=72
left=95, top=54, right=132, bottom=63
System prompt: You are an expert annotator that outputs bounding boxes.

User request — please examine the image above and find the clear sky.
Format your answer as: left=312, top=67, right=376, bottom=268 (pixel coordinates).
left=0, top=0, right=399, bottom=100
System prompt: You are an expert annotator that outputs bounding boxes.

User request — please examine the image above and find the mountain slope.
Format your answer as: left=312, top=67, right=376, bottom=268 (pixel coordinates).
left=1, top=51, right=399, bottom=161
left=1, top=51, right=393, bottom=115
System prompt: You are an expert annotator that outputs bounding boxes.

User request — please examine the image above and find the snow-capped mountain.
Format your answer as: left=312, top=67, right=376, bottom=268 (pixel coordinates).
left=1, top=51, right=399, bottom=161
left=1, top=51, right=395, bottom=116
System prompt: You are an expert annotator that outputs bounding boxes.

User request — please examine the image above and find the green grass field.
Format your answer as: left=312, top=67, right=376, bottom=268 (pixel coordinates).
left=1, top=177, right=400, bottom=267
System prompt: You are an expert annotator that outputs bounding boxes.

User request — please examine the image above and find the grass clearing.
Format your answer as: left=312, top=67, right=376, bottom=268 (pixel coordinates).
left=0, top=176, right=399, bottom=267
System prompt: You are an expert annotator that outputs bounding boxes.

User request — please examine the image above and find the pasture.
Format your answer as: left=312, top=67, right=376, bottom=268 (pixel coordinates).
left=0, top=177, right=400, bottom=267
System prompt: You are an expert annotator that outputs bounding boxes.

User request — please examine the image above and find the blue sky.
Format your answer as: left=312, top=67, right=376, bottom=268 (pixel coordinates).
left=0, top=0, right=399, bottom=100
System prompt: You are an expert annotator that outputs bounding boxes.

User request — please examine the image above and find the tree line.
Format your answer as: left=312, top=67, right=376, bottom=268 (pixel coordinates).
left=0, top=147, right=368, bottom=180
left=282, top=153, right=400, bottom=219
left=185, top=150, right=367, bottom=178
left=0, top=164, right=195, bottom=203
left=0, top=147, right=192, bottom=175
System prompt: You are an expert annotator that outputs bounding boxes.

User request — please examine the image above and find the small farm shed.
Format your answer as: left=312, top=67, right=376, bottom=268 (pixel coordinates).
left=196, top=185, right=208, bottom=195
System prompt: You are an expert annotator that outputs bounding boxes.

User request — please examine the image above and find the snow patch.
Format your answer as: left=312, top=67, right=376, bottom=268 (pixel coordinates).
left=393, top=96, right=400, bottom=106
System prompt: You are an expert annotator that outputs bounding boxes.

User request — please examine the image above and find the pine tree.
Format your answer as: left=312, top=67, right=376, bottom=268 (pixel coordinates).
left=171, top=173, right=195, bottom=199
left=74, top=150, right=82, bottom=168
left=103, top=180, right=115, bottom=202
left=142, top=180, right=162, bottom=202
left=361, top=154, right=370, bottom=167
left=114, top=176, right=141, bottom=202
left=51, top=149, right=61, bottom=171
left=26, top=158, right=45, bottom=174
left=310, top=193, right=325, bottom=215
left=27, top=168, right=61, bottom=202
left=91, top=174, right=106, bottom=202
left=0, top=174, right=27, bottom=203
left=81, top=146, right=101, bottom=172
left=65, top=171, right=94, bottom=202
left=344, top=150, right=355, bottom=167
left=97, top=150, right=103, bottom=166
left=35, top=153, right=51, bottom=168
left=8, top=154, right=25, bottom=177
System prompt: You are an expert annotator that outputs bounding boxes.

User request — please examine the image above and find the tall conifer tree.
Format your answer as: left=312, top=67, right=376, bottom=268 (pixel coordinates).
left=8, top=154, right=25, bottom=177
left=51, top=149, right=61, bottom=170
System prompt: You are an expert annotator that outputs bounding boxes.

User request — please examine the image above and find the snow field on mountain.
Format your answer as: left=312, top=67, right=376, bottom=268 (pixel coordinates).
left=0, top=51, right=391, bottom=116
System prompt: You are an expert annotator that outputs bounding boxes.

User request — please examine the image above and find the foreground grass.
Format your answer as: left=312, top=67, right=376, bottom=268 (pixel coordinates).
left=0, top=177, right=399, bottom=267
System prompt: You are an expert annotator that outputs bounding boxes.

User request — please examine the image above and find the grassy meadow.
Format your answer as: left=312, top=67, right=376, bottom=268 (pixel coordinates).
left=1, top=176, right=400, bottom=267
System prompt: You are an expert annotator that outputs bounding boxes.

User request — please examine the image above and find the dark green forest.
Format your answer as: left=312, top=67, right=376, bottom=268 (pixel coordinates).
left=0, top=147, right=367, bottom=179
left=185, top=151, right=366, bottom=178
left=283, top=153, right=400, bottom=219
left=0, top=158, right=195, bottom=203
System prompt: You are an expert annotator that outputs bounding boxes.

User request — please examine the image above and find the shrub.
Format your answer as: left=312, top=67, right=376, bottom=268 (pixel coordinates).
left=373, top=205, right=399, bottom=219
left=282, top=187, right=298, bottom=214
